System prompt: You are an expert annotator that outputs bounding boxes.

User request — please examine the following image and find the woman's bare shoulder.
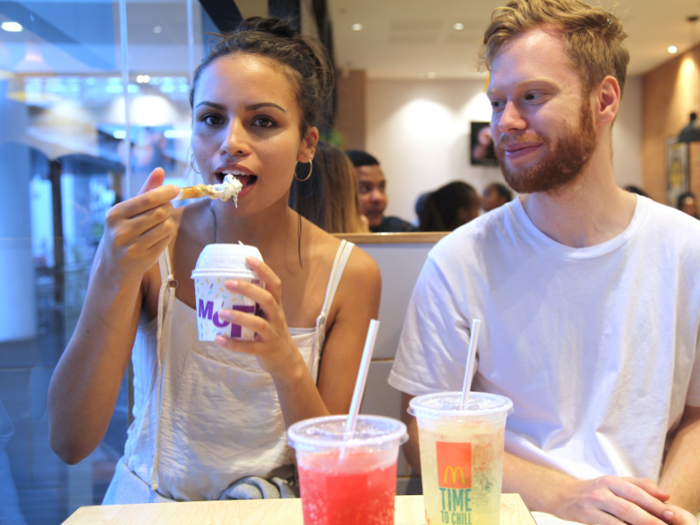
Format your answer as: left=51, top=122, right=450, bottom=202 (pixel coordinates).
left=342, top=244, right=381, bottom=291
left=301, top=217, right=380, bottom=285
left=326, top=242, right=381, bottom=330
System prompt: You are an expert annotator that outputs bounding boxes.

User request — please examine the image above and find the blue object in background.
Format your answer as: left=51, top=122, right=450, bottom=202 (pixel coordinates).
left=0, top=398, right=27, bottom=525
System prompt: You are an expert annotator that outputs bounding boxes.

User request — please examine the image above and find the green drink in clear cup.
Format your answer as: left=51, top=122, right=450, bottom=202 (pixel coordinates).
left=409, top=392, right=513, bottom=525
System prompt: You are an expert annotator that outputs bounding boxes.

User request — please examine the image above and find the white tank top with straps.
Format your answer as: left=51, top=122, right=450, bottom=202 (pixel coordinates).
left=110, top=240, right=354, bottom=501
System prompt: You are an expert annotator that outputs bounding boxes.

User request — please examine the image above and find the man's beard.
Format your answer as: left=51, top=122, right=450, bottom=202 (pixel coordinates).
left=496, top=101, right=597, bottom=194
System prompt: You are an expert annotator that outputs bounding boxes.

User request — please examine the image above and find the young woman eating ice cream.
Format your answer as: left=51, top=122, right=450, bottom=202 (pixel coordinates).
left=47, top=17, right=381, bottom=502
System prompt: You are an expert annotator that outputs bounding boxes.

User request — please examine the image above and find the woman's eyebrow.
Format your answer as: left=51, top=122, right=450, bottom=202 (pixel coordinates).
left=244, top=102, right=287, bottom=112
left=195, top=101, right=287, bottom=112
left=195, top=101, right=226, bottom=110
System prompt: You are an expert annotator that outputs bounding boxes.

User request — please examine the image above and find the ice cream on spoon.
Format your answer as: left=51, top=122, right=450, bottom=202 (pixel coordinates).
left=177, top=173, right=244, bottom=207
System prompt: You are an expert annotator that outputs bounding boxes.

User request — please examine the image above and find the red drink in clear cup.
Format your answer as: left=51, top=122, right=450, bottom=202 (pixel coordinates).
left=288, top=415, right=407, bottom=525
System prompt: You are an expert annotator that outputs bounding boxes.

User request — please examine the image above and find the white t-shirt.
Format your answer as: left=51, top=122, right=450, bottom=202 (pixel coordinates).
left=390, top=195, right=700, bottom=483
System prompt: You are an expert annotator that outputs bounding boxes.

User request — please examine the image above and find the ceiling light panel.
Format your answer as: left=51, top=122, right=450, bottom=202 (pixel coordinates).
left=1, top=21, right=22, bottom=32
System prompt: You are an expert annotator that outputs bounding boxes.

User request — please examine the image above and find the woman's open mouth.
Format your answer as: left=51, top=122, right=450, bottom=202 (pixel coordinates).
left=216, top=170, right=258, bottom=197
left=216, top=171, right=258, bottom=188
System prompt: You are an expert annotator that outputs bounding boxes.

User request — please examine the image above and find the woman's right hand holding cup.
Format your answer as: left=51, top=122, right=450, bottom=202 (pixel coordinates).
left=100, top=167, right=180, bottom=284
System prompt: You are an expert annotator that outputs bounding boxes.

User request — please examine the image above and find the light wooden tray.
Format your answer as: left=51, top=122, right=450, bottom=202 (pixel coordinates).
left=63, top=493, right=536, bottom=525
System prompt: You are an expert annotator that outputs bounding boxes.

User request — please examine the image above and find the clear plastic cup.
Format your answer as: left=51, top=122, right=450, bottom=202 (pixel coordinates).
left=287, top=415, right=408, bottom=525
left=190, top=243, right=263, bottom=341
left=409, top=392, right=513, bottom=525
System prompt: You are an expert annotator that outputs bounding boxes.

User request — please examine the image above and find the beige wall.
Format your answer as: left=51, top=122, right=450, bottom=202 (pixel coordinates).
left=336, top=70, right=367, bottom=150
left=364, top=77, right=643, bottom=224
left=642, top=45, right=700, bottom=203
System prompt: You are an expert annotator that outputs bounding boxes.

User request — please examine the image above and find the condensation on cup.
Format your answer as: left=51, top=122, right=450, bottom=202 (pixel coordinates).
left=191, top=243, right=263, bottom=341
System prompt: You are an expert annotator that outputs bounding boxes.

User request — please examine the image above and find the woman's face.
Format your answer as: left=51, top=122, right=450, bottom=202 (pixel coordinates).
left=680, top=196, right=697, bottom=217
left=482, top=185, right=505, bottom=212
left=191, top=53, right=317, bottom=215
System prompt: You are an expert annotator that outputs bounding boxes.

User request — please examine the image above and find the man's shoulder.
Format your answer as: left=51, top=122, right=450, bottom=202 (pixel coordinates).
left=430, top=201, right=518, bottom=261
left=641, top=197, right=700, bottom=244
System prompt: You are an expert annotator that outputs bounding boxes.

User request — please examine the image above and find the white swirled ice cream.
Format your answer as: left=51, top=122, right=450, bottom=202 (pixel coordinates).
left=178, top=173, right=244, bottom=206
left=212, top=173, right=244, bottom=205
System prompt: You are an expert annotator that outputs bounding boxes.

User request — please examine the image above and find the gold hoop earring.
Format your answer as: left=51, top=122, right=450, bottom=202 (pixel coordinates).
left=189, top=153, right=201, bottom=175
left=294, top=160, right=312, bottom=182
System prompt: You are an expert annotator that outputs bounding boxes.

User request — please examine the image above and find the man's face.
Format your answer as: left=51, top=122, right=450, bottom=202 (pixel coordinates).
left=355, top=164, right=388, bottom=227
left=487, top=28, right=597, bottom=194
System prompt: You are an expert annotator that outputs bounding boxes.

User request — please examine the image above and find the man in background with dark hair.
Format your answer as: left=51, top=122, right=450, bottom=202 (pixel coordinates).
left=482, top=182, right=513, bottom=212
left=345, top=150, right=417, bottom=233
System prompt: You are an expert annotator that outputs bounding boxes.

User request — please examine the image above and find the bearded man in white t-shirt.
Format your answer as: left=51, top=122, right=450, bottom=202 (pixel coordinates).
left=388, top=1, right=700, bottom=525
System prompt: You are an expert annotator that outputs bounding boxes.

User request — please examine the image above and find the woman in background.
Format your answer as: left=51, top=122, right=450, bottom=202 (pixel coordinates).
left=290, top=140, right=368, bottom=233
left=677, top=191, right=698, bottom=219
left=419, top=181, right=481, bottom=232
left=482, top=182, right=513, bottom=213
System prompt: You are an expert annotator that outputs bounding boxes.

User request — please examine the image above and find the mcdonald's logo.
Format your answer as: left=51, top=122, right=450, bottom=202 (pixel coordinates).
left=443, top=467, right=467, bottom=487
left=444, top=466, right=466, bottom=485
left=436, top=441, right=471, bottom=489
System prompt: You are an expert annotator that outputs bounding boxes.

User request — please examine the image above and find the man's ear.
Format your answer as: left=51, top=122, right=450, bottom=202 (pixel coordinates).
left=299, top=126, right=319, bottom=162
left=594, top=75, right=621, bottom=126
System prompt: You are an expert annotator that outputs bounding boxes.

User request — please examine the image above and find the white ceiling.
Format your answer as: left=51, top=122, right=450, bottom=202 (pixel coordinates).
left=5, top=0, right=700, bottom=80
left=328, top=0, right=700, bottom=79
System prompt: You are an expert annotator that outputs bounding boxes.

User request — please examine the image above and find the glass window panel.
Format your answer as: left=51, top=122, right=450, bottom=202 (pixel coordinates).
left=0, top=0, right=203, bottom=521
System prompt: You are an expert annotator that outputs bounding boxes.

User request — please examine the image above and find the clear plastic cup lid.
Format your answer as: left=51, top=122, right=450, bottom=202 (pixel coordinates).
left=287, top=415, right=408, bottom=453
left=191, top=243, right=263, bottom=278
left=408, top=391, right=513, bottom=420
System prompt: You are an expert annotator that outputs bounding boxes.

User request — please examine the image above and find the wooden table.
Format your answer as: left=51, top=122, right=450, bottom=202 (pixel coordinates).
left=63, top=494, right=536, bottom=524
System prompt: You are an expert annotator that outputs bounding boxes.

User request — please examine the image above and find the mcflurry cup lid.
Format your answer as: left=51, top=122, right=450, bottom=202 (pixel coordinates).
left=191, top=243, right=263, bottom=279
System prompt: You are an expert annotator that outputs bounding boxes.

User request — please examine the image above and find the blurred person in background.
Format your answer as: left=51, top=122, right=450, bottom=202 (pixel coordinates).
left=677, top=192, right=698, bottom=219
left=482, top=182, right=513, bottom=212
left=414, top=192, right=429, bottom=222
left=419, top=181, right=481, bottom=231
left=472, top=124, right=498, bottom=165
left=290, top=141, right=369, bottom=233
left=345, top=150, right=417, bottom=233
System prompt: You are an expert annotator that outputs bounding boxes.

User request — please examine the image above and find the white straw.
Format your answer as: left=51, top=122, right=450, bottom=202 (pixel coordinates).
left=344, top=319, right=380, bottom=439
left=460, top=319, right=482, bottom=409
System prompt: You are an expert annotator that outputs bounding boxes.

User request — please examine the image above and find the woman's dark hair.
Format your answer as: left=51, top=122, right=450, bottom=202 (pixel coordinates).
left=189, top=17, right=334, bottom=138
left=419, top=181, right=480, bottom=232
left=345, top=150, right=380, bottom=168
left=289, top=141, right=365, bottom=233
left=489, top=182, right=513, bottom=202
